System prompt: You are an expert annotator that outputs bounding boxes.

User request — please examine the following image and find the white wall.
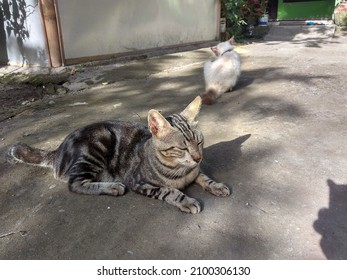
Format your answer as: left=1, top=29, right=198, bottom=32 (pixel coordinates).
left=1, top=0, right=48, bottom=66
left=57, top=0, right=219, bottom=61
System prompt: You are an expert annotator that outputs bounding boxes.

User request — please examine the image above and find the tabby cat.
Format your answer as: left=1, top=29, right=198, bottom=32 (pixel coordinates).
left=6, top=97, right=230, bottom=213
left=202, top=37, right=241, bottom=105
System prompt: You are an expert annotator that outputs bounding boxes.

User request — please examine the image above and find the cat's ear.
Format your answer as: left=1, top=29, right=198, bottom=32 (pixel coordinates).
left=228, top=36, right=235, bottom=44
left=180, top=96, right=202, bottom=124
left=211, top=46, right=219, bottom=56
left=148, top=110, right=173, bottom=138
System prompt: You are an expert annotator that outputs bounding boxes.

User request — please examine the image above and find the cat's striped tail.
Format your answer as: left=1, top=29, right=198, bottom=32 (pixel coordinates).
left=6, top=143, right=55, bottom=168
left=201, top=88, right=218, bottom=105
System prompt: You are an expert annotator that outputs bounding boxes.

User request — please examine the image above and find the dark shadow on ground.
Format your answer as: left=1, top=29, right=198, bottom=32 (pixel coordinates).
left=233, top=76, right=254, bottom=91
left=313, top=179, right=347, bottom=259
left=241, top=96, right=304, bottom=120
left=201, top=134, right=251, bottom=179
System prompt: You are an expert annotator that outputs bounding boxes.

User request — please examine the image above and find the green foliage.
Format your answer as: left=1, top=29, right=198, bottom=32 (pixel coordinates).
left=221, top=0, right=268, bottom=40
left=240, top=0, right=265, bottom=22
left=221, top=0, right=247, bottom=40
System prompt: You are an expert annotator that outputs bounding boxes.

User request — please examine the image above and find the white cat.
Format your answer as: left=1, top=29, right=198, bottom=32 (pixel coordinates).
left=201, top=38, right=241, bottom=105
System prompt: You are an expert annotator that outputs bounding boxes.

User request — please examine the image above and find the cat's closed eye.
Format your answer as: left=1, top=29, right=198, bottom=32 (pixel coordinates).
left=161, top=147, right=186, bottom=158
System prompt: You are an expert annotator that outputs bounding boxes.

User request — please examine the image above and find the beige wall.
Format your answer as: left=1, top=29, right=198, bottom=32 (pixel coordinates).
left=1, top=0, right=48, bottom=66
left=57, top=0, right=219, bottom=62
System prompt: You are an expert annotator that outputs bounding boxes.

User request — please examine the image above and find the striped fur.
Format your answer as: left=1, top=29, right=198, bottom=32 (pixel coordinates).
left=6, top=97, right=230, bottom=213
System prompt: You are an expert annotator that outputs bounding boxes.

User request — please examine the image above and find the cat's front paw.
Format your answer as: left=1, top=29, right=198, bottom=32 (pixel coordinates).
left=102, top=182, right=126, bottom=196
left=206, top=182, right=231, bottom=197
left=179, top=197, right=201, bottom=214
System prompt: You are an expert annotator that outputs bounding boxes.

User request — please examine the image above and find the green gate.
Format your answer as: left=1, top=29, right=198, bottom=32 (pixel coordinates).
left=277, top=0, right=336, bottom=20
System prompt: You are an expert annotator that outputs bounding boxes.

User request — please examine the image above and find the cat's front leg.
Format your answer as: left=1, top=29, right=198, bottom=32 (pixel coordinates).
left=69, top=180, right=126, bottom=196
left=131, top=183, right=201, bottom=214
left=195, top=173, right=231, bottom=197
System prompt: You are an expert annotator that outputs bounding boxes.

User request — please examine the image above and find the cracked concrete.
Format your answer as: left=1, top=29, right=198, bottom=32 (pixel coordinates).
left=0, top=27, right=347, bottom=259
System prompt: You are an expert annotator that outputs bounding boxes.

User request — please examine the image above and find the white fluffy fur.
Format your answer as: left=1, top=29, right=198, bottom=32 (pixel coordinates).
left=202, top=38, right=241, bottom=104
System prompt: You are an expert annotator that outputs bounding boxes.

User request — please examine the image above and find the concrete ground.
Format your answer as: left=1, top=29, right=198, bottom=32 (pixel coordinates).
left=0, top=26, right=347, bottom=260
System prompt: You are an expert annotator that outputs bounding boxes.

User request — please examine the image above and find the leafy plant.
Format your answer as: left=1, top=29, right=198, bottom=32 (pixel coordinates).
left=240, top=0, right=264, bottom=24
left=221, top=0, right=247, bottom=39
left=221, top=0, right=268, bottom=40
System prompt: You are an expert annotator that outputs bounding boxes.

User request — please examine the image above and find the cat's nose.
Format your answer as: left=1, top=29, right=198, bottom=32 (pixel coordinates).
left=192, top=154, right=202, bottom=163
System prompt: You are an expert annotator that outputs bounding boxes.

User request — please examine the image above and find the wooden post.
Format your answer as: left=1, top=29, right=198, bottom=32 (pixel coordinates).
left=217, top=0, right=221, bottom=40
left=39, top=0, right=63, bottom=67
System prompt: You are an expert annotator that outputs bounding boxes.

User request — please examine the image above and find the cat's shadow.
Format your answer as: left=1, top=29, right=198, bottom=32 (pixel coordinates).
left=313, top=179, right=347, bottom=259
left=201, top=134, right=251, bottom=176
left=233, top=76, right=254, bottom=91
left=186, top=134, right=251, bottom=203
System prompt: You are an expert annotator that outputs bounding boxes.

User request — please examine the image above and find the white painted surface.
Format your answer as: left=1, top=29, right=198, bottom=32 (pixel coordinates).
left=2, top=0, right=48, bottom=66
left=57, top=0, right=218, bottom=60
